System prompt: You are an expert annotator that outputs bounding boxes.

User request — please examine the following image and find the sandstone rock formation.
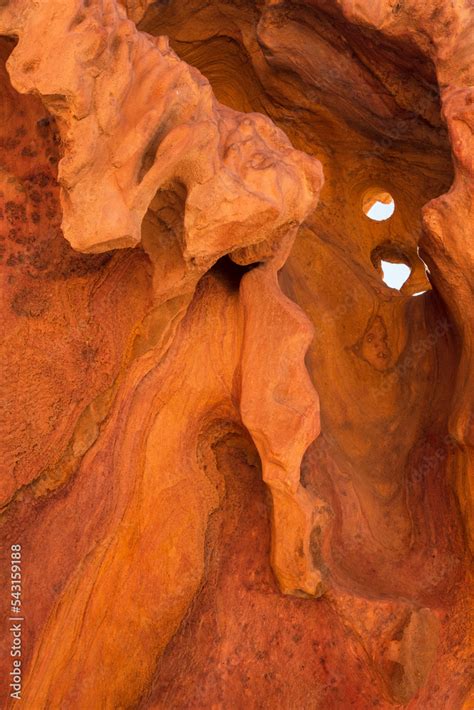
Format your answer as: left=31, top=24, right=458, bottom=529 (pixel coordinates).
left=0, top=0, right=472, bottom=708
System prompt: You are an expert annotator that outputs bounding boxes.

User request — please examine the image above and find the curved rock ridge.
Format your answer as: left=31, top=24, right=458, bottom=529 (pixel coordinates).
left=0, top=0, right=322, bottom=271
left=240, top=264, right=324, bottom=597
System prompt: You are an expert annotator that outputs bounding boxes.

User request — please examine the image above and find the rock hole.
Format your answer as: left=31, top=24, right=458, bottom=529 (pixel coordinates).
left=211, top=255, right=260, bottom=290
left=362, top=189, right=395, bottom=221
left=380, top=260, right=411, bottom=290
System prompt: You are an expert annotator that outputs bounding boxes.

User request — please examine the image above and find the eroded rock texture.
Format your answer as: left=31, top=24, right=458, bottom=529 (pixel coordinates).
left=0, top=0, right=472, bottom=708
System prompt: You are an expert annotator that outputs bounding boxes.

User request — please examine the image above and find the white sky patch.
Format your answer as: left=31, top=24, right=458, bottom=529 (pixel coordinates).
left=381, top=260, right=411, bottom=290
left=366, top=199, right=395, bottom=221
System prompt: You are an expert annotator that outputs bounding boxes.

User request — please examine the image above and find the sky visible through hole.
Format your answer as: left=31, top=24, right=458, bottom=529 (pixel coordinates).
left=366, top=199, right=395, bottom=221
left=381, top=260, right=411, bottom=290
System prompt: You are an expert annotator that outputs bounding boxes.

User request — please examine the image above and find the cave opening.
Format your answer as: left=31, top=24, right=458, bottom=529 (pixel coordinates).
left=139, top=0, right=462, bottom=609
left=380, top=259, right=411, bottom=290
left=210, top=254, right=261, bottom=290
left=362, top=188, right=396, bottom=222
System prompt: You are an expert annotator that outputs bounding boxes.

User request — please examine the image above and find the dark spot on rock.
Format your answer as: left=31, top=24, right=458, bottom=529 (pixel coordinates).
left=70, top=12, right=86, bottom=29
left=8, top=228, right=35, bottom=245
left=21, top=146, right=38, bottom=157
left=57, top=252, right=113, bottom=279
left=29, top=189, right=42, bottom=204
left=0, top=137, right=20, bottom=150
left=26, top=172, right=50, bottom=188
left=137, top=110, right=177, bottom=182
left=6, top=253, right=25, bottom=267
left=310, top=525, right=324, bottom=568
left=28, top=246, right=50, bottom=271
left=11, top=287, right=49, bottom=318
left=22, top=60, right=38, bottom=73
left=111, top=36, right=122, bottom=53
left=5, top=201, right=27, bottom=224
left=36, top=117, right=51, bottom=129
left=81, top=344, right=98, bottom=363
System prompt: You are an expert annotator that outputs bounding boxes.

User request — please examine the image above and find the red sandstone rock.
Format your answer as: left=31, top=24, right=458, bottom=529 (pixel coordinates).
left=0, top=0, right=472, bottom=708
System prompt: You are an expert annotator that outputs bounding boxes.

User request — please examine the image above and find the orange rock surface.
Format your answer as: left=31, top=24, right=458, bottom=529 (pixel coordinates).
left=0, top=0, right=472, bottom=708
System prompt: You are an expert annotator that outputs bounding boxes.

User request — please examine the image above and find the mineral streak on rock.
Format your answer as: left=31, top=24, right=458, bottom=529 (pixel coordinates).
left=0, top=0, right=473, bottom=708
